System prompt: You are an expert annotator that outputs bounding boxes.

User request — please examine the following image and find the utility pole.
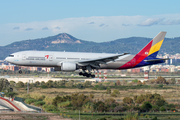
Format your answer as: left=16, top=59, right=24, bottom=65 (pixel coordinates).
left=27, top=81, right=29, bottom=94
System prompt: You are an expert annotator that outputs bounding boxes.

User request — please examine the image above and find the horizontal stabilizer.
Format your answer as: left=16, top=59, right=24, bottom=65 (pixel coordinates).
left=144, top=58, right=170, bottom=62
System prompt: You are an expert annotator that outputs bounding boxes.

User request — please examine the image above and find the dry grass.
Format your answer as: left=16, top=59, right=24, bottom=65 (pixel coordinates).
left=16, top=86, right=180, bottom=104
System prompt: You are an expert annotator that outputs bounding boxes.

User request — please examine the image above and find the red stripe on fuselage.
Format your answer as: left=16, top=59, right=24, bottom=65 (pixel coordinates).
left=119, top=40, right=153, bottom=69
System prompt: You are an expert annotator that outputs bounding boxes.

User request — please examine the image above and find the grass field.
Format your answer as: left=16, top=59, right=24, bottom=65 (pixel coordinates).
left=14, top=84, right=180, bottom=120
left=16, top=85, right=180, bottom=104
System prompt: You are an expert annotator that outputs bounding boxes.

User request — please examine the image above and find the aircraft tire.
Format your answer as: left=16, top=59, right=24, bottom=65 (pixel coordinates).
left=91, top=75, right=95, bottom=78
left=86, top=74, right=91, bottom=78
left=79, top=72, right=83, bottom=75
left=83, top=73, right=88, bottom=76
left=19, top=70, right=22, bottom=74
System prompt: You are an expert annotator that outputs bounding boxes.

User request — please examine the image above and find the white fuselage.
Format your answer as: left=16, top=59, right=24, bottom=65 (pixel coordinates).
left=5, top=51, right=133, bottom=69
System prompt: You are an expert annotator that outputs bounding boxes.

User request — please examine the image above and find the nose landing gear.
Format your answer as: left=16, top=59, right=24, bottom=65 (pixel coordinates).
left=18, top=67, right=22, bottom=74
left=19, top=70, right=22, bottom=74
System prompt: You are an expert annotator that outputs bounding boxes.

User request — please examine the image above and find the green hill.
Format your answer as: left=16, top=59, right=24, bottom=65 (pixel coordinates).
left=1, top=33, right=180, bottom=60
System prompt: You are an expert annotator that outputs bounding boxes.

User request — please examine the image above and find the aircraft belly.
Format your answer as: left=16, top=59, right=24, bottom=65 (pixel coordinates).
left=100, top=62, right=125, bottom=69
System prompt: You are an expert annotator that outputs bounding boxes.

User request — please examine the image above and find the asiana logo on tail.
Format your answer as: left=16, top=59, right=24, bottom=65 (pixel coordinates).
left=45, top=55, right=49, bottom=59
left=145, top=52, right=148, bottom=55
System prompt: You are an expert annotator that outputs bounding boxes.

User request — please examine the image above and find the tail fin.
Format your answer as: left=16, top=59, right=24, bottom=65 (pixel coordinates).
left=148, top=31, right=167, bottom=58
left=119, top=32, right=167, bottom=69
left=132, top=31, right=167, bottom=67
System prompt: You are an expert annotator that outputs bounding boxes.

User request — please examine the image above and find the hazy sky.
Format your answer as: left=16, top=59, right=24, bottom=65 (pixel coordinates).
left=0, top=0, right=180, bottom=46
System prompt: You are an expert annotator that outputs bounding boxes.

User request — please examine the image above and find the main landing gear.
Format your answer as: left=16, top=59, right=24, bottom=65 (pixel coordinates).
left=79, top=72, right=95, bottom=78
left=79, top=66, right=96, bottom=78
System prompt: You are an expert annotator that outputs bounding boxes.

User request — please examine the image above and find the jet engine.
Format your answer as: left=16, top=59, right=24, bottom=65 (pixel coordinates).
left=54, top=62, right=79, bottom=72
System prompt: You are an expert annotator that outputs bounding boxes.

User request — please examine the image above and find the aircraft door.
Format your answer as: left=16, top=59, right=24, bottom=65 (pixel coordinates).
left=22, top=54, right=26, bottom=60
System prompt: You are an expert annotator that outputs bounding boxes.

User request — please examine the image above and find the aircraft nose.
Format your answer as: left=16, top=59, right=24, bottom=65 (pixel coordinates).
left=5, top=57, right=9, bottom=62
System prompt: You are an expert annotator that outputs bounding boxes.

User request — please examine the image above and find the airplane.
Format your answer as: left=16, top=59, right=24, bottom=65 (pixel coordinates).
left=5, top=31, right=168, bottom=78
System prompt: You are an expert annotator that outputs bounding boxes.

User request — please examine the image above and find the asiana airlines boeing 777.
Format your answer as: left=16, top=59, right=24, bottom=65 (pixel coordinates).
left=5, top=32, right=168, bottom=78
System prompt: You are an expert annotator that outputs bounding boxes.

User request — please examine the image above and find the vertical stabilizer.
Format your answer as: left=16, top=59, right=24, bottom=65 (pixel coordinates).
left=148, top=31, right=167, bottom=58
left=119, top=31, right=167, bottom=69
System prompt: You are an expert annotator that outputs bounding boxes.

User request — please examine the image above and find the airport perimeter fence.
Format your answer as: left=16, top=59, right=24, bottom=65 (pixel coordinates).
left=14, top=97, right=42, bottom=112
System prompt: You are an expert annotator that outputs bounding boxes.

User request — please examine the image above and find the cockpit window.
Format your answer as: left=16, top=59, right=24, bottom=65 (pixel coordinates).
left=9, top=55, right=14, bottom=57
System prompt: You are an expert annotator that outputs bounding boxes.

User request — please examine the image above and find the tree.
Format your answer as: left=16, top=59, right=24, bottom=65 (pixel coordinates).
left=137, top=80, right=142, bottom=85
left=116, top=80, right=121, bottom=86
left=123, top=97, right=133, bottom=104
left=135, top=95, right=145, bottom=104
left=122, top=80, right=127, bottom=85
left=156, top=76, right=167, bottom=84
left=169, top=78, right=176, bottom=85
left=45, top=80, right=54, bottom=88
left=40, top=81, right=45, bottom=86
left=105, top=98, right=116, bottom=106
left=141, top=101, right=152, bottom=111
left=155, top=99, right=166, bottom=107
left=0, top=78, right=11, bottom=92
left=16, top=81, right=24, bottom=88
left=95, top=101, right=106, bottom=112
left=34, top=81, right=40, bottom=87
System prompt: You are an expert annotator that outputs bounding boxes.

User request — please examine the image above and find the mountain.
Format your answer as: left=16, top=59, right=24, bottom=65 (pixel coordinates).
left=0, top=33, right=180, bottom=60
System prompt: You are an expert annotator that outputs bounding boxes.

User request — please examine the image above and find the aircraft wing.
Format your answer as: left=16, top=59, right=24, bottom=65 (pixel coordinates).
left=78, top=53, right=129, bottom=68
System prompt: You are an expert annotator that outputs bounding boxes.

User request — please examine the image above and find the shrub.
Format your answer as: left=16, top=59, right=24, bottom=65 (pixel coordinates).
left=160, top=106, right=166, bottom=111
left=58, top=101, right=71, bottom=108
left=5, top=92, right=18, bottom=97
left=123, top=97, right=133, bottom=104
left=76, top=83, right=84, bottom=89
left=34, top=101, right=45, bottom=106
left=158, top=84, right=163, bottom=88
left=106, top=87, right=111, bottom=94
left=141, top=101, right=152, bottom=111
left=38, top=95, right=46, bottom=101
left=44, top=105, right=57, bottom=111
left=155, top=99, right=166, bottom=107
left=111, top=92, right=117, bottom=97
left=25, top=98, right=36, bottom=104
left=41, top=85, right=48, bottom=89
left=110, top=89, right=120, bottom=97
left=113, top=89, right=120, bottom=94
left=16, top=81, right=24, bottom=88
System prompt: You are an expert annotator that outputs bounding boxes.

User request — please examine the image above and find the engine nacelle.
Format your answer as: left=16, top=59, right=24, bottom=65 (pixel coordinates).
left=61, top=62, right=78, bottom=71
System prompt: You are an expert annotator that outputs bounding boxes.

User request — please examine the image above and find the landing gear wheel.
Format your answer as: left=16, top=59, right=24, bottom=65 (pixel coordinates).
left=83, top=73, right=88, bottom=76
left=79, top=72, right=83, bottom=75
left=19, top=70, right=22, bottom=74
left=86, top=74, right=91, bottom=78
left=91, top=75, right=95, bottom=78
